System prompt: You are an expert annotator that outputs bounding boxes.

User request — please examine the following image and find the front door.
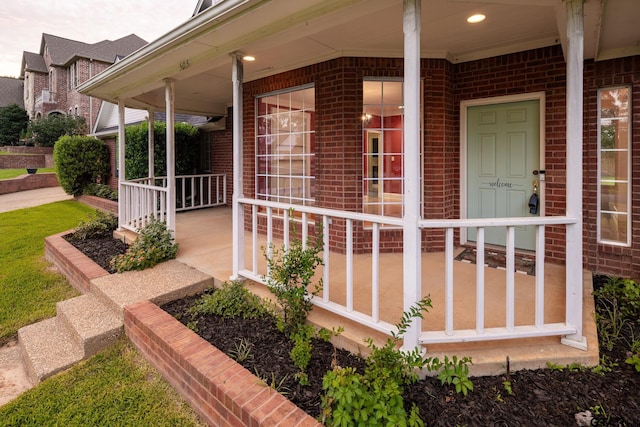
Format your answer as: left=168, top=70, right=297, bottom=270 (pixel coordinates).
left=466, top=100, right=540, bottom=251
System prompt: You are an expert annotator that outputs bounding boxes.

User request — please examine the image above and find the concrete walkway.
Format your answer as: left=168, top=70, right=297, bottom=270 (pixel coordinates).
left=0, top=187, right=72, bottom=213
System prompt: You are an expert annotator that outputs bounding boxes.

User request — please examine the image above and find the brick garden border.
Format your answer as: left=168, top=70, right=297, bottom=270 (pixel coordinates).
left=45, top=226, right=320, bottom=426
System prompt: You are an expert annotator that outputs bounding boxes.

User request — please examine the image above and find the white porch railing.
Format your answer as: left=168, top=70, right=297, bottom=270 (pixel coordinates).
left=119, top=174, right=226, bottom=232
left=237, top=197, right=578, bottom=349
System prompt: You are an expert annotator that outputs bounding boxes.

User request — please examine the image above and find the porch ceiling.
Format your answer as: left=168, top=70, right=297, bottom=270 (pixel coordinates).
left=78, top=0, right=638, bottom=117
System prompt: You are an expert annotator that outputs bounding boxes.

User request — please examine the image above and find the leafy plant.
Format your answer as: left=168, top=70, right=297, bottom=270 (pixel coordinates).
left=28, top=114, right=87, bottom=147
left=70, top=209, right=118, bottom=240
left=321, top=297, right=435, bottom=427
left=110, top=218, right=178, bottom=272
left=432, top=355, right=474, bottom=396
left=54, top=135, right=110, bottom=196
left=625, top=353, right=640, bottom=373
left=262, top=214, right=324, bottom=334
left=593, top=276, right=639, bottom=352
left=0, top=103, right=29, bottom=146
left=84, top=183, right=118, bottom=201
left=189, top=281, right=267, bottom=320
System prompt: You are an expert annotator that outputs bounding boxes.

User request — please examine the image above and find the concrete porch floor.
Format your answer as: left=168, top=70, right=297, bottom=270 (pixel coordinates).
left=174, top=207, right=599, bottom=376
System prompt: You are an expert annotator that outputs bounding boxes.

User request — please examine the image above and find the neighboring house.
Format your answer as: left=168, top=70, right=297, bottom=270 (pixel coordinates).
left=79, top=0, right=639, bottom=360
left=0, top=76, right=24, bottom=109
left=20, top=33, right=147, bottom=131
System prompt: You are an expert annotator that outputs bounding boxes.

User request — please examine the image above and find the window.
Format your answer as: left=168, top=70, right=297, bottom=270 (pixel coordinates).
left=362, top=79, right=408, bottom=218
left=49, top=70, right=55, bottom=92
left=69, top=62, right=78, bottom=89
left=255, top=85, right=315, bottom=206
left=598, top=87, right=631, bottom=246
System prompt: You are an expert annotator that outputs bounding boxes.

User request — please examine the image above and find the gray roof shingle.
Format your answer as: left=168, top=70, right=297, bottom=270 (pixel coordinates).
left=0, top=77, right=24, bottom=108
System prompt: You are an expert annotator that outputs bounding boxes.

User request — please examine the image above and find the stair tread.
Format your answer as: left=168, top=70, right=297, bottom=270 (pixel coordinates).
left=18, top=318, right=83, bottom=381
left=57, top=294, right=122, bottom=340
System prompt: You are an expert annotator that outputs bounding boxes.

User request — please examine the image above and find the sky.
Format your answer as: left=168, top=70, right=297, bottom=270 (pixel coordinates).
left=0, top=0, right=195, bottom=78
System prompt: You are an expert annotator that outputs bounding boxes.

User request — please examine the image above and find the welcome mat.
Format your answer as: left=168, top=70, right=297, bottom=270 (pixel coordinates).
left=455, top=248, right=536, bottom=276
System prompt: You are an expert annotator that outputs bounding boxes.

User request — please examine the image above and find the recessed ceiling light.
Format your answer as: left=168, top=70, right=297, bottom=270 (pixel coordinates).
left=467, top=14, right=486, bottom=24
left=242, top=55, right=256, bottom=61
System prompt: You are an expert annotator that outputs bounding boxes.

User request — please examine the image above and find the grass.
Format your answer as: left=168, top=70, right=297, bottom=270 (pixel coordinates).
left=0, top=200, right=93, bottom=344
left=0, top=338, right=204, bottom=426
left=0, top=168, right=56, bottom=180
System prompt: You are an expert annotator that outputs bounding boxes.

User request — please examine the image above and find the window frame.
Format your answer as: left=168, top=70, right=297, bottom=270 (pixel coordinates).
left=597, top=85, right=631, bottom=246
left=254, top=84, right=315, bottom=207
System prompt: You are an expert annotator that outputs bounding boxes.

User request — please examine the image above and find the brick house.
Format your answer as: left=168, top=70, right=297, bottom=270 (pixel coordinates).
left=20, top=33, right=147, bottom=131
left=79, top=0, right=639, bottom=358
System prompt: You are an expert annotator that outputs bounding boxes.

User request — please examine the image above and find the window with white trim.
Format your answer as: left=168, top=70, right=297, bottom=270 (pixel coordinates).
left=255, top=85, right=315, bottom=205
left=598, top=87, right=631, bottom=245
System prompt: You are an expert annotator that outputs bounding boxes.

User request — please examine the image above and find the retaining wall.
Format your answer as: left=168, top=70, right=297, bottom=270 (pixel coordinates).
left=0, top=173, right=59, bottom=195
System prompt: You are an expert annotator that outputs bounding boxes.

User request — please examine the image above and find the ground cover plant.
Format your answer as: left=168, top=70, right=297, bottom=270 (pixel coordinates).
left=0, top=338, right=204, bottom=426
left=0, top=200, right=93, bottom=345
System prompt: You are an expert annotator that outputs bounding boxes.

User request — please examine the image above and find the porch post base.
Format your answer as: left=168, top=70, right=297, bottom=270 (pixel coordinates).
left=228, top=275, right=246, bottom=283
left=561, top=335, right=587, bottom=351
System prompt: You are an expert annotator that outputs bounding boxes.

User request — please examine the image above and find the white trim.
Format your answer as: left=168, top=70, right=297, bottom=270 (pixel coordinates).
left=459, top=91, right=546, bottom=246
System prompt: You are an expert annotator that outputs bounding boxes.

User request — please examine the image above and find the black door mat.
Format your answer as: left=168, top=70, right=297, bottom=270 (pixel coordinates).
left=454, top=247, right=536, bottom=276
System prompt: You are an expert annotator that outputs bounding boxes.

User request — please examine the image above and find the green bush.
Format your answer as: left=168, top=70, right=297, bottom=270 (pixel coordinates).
left=124, top=121, right=200, bottom=180
left=54, top=135, right=110, bottom=196
left=189, top=281, right=267, bottom=320
left=28, top=114, right=87, bottom=147
left=0, top=103, right=29, bottom=146
left=110, top=218, right=178, bottom=272
left=71, top=210, right=118, bottom=240
left=84, top=183, right=118, bottom=201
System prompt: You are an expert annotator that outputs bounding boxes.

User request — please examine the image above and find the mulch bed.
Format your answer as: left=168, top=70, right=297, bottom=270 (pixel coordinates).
left=69, top=235, right=640, bottom=425
left=63, top=234, right=127, bottom=274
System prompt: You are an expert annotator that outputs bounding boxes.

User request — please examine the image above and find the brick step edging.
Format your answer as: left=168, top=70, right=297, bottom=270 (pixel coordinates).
left=125, top=301, right=321, bottom=427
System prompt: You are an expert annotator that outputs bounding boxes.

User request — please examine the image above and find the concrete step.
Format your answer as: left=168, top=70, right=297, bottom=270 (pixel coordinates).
left=56, top=294, right=123, bottom=358
left=18, top=318, right=84, bottom=384
left=90, top=260, right=214, bottom=320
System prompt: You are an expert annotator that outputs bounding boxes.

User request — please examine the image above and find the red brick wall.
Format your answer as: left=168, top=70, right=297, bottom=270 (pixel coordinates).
left=583, top=56, right=640, bottom=279
left=209, top=108, right=234, bottom=205
left=124, top=301, right=320, bottom=427
left=44, top=231, right=109, bottom=294
left=0, top=154, right=46, bottom=168
left=0, top=173, right=59, bottom=195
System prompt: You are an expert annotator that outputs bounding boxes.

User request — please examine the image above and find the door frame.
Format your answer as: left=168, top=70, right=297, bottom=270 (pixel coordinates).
left=460, top=91, right=546, bottom=246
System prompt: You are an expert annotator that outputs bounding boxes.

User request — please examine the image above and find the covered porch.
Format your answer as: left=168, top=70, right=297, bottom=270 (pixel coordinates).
left=174, top=207, right=598, bottom=374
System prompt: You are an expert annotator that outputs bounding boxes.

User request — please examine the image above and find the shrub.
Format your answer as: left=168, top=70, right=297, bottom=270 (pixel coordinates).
left=263, top=215, right=324, bottom=334
left=70, top=210, right=118, bottom=240
left=54, top=135, right=110, bottom=196
left=28, top=114, right=87, bottom=147
left=124, top=121, right=200, bottom=180
left=189, top=281, right=267, bottom=319
left=84, top=183, right=118, bottom=201
left=0, top=103, right=29, bottom=146
left=110, top=218, right=178, bottom=272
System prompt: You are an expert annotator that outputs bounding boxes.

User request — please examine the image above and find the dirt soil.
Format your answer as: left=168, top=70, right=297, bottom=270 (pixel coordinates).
left=71, top=236, right=640, bottom=425
left=63, top=234, right=128, bottom=273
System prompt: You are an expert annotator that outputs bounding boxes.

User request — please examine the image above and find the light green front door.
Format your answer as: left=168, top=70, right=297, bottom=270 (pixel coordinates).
left=467, top=100, right=540, bottom=251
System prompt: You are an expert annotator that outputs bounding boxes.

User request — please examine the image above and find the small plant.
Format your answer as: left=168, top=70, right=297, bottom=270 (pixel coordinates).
left=70, top=209, right=118, bottom=240
left=84, top=183, right=118, bottom=201
left=256, top=370, right=290, bottom=395
left=593, top=276, right=640, bottom=351
left=502, top=380, right=513, bottom=395
left=110, top=218, right=178, bottom=272
left=625, top=353, right=640, bottom=372
left=262, top=212, right=324, bottom=334
left=591, top=355, right=617, bottom=376
left=321, top=297, right=435, bottom=427
left=229, top=338, right=254, bottom=363
left=189, top=281, right=267, bottom=320
left=432, top=355, right=474, bottom=396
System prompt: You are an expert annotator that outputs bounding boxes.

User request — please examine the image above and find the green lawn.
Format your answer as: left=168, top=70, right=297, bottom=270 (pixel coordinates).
left=0, top=168, right=56, bottom=180
left=0, top=338, right=203, bottom=426
left=0, top=200, right=203, bottom=426
left=0, top=200, right=93, bottom=344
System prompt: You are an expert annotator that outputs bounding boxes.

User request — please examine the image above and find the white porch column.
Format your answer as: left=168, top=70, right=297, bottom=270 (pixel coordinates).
left=164, top=79, right=176, bottom=233
left=401, top=0, right=422, bottom=351
left=231, top=53, right=244, bottom=279
left=562, top=0, right=587, bottom=350
left=148, top=109, right=155, bottom=179
left=117, top=99, right=126, bottom=230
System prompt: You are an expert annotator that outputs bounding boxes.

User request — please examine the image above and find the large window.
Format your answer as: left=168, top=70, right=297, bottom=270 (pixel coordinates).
left=598, top=87, right=631, bottom=246
left=255, top=85, right=315, bottom=205
left=362, top=79, right=406, bottom=218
